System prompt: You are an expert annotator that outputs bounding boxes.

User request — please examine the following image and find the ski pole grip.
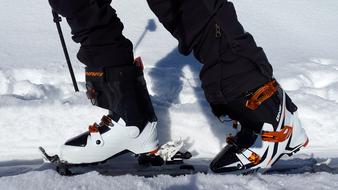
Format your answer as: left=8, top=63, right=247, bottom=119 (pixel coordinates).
left=52, top=10, right=62, bottom=23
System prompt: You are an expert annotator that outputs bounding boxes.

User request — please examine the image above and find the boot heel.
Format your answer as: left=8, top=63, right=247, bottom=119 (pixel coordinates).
left=303, top=138, right=309, bottom=148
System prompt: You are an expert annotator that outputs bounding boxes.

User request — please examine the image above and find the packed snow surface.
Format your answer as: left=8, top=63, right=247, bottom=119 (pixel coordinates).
left=1, top=0, right=338, bottom=189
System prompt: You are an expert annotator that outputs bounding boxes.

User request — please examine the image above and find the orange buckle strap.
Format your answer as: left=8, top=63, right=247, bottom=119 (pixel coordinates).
left=262, top=126, right=293, bottom=143
left=246, top=80, right=278, bottom=110
left=248, top=152, right=261, bottom=165
left=149, top=148, right=159, bottom=155
left=100, top=115, right=113, bottom=127
left=226, top=135, right=235, bottom=145
left=232, top=120, right=239, bottom=129
left=88, top=123, right=99, bottom=133
left=134, top=57, right=144, bottom=71
left=86, top=88, right=97, bottom=100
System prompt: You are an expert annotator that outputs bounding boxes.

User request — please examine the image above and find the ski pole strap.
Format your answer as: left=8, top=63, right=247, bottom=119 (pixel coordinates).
left=245, top=80, right=278, bottom=110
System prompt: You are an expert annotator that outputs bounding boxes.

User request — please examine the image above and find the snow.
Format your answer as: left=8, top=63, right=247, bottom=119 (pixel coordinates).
left=2, top=171, right=338, bottom=190
left=1, top=0, right=338, bottom=189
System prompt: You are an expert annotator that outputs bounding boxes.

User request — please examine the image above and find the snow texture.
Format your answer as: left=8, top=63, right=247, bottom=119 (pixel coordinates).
left=0, top=0, right=338, bottom=189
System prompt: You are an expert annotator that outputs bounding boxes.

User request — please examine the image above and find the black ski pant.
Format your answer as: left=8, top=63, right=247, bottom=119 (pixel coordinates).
left=48, top=0, right=274, bottom=124
left=48, top=0, right=134, bottom=69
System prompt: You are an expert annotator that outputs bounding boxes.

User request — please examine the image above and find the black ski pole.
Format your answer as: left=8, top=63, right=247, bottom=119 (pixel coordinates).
left=52, top=10, right=79, bottom=92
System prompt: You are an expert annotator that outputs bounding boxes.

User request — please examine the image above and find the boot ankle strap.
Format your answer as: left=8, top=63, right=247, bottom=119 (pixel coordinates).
left=246, top=80, right=278, bottom=110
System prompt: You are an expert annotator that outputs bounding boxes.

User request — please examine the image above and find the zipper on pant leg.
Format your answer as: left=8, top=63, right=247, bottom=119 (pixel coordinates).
left=215, top=24, right=222, bottom=38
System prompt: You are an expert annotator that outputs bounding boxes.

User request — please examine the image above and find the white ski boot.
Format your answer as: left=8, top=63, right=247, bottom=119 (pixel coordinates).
left=59, top=115, right=159, bottom=164
left=59, top=59, right=161, bottom=164
left=210, top=81, right=309, bottom=174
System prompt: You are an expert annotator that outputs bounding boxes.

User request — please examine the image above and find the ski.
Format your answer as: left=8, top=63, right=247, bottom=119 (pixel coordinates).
left=39, top=146, right=200, bottom=177
left=267, top=157, right=317, bottom=174
left=39, top=146, right=338, bottom=177
left=267, top=157, right=338, bottom=175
